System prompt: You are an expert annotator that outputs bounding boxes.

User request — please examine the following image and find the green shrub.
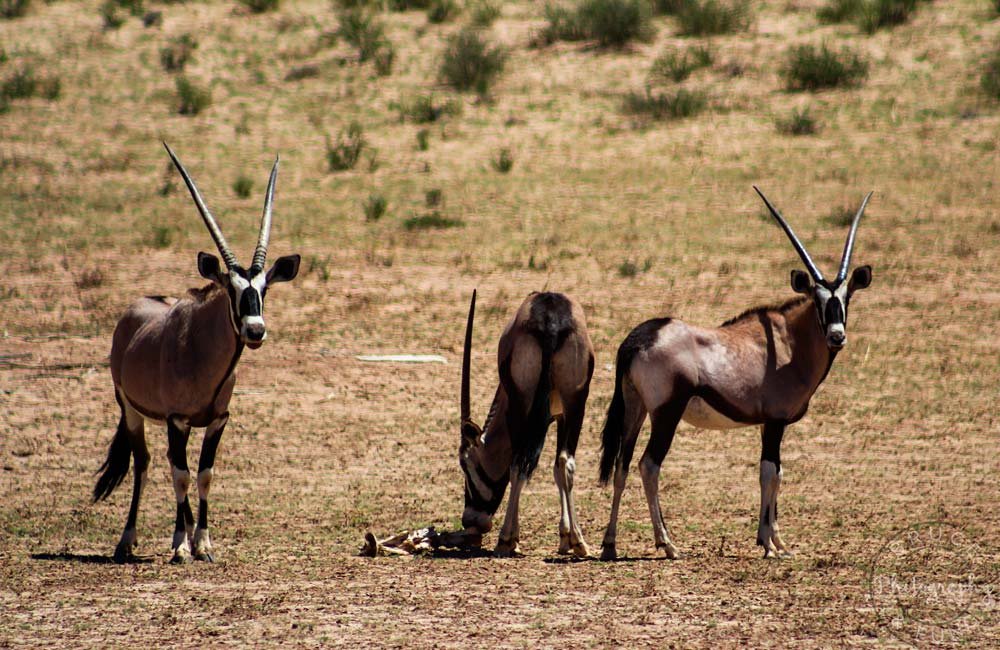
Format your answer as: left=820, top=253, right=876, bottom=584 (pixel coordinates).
left=396, top=94, right=459, bottom=123
left=982, top=49, right=1000, bottom=101
left=783, top=43, right=868, bottom=91
left=239, top=0, right=279, bottom=13
left=175, top=76, right=211, bottom=115
left=233, top=175, right=253, bottom=198
left=775, top=106, right=820, bottom=135
left=427, top=0, right=459, bottom=23
left=651, top=0, right=684, bottom=14
left=363, top=193, right=387, bottom=221
left=491, top=147, right=513, bottom=173
left=1, top=66, right=36, bottom=100
left=39, top=76, right=60, bottom=100
left=622, top=87, right=706, bottom=120
left=617, top=258, right=652, bottom=277
left=150, top=225, right=175, bottom=249
left=160, top=33, right=198, bottom=73
left=337, top=9, right=388, bottom=62
left=0, top=0, right=31, bottom=19
left=416, top=128, right=430, bottom=150
left=100, top=0, right=125, bottom=30
left=817, top=0, right=863, bottom=23
left=439, top=28, right=507, bottom=94
left=387, top=0, right=431, bottom=9
left=543, top=0, right=653, bottom=47
left=858, top=0, right=920, bottom=34
left=326, top=121, right=366, bottom=171
left=118, top=0, right=144, bottom=16
left=425, top=188, right=442, bottom=207
left=469, top=0, right=501, bottom=26
left=649, top=45, right=713, bottom=82
left=374, top=42, right=395, bottom=75
left=675, top=0, right=750, bottom=36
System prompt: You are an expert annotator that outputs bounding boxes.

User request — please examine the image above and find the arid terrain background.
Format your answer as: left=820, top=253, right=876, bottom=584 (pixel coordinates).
left=2, top=0, right=999, bottom=646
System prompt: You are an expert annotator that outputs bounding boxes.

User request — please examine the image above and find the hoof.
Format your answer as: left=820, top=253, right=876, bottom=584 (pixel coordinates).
left=572, top=541, right=591, bottom=559
left=195, top=551, right=215, bottom=563
left=112, top=545, right=134, bottom=564
left=493, top=540, right=521, bottom=558
left=658, top=543, right=681, bottom=560
left=599, top=544, right=617, bottom=562
left=170, top=551, right=193, bottom=565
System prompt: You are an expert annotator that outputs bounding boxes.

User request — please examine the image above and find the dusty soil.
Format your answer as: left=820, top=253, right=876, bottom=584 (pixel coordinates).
left=2, top=0, right=999, bottom=647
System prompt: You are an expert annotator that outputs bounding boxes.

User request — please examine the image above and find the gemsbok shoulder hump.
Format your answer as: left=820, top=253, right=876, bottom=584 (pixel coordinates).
left=93, top=143, right=301, bottom=564
left=458, top=290, right=595, bottom=557
left=598, top=187, right=874, bottom=561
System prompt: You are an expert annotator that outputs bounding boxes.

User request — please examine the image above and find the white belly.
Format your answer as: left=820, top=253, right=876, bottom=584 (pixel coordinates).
left=682, top=397, right=744, bottom=430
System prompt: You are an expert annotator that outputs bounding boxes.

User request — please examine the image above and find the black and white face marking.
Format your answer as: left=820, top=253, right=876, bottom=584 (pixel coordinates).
left=791, top=266, right=871, bottom=350
left=226, top=267, right=268, bottom=349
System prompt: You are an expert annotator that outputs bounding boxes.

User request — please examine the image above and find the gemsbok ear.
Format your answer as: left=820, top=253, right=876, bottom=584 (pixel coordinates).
left=266, top=254, right=300, bottom=284
left=197, top=252, right=224, bottom=282
left=790, top=269, right=812, bottom=294
left=848, top=265, right=872, bottom=293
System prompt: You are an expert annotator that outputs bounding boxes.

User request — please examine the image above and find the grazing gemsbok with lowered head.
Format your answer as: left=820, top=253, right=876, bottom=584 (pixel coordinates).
left=459, top=290, right=595, bottom=557
left=93, top=143, right=300, bottom=563
left=599, top=187, right=873, bottom=560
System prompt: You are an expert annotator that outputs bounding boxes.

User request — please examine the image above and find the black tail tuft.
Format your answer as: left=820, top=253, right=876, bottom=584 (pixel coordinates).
left=93, top=406, right=133, bottom=503
left=599, top=317, right=672, bottom=485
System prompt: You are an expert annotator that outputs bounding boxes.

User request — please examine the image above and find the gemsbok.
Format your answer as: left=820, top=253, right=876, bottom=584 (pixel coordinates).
left=93, top=143, right=300, bottom=564
left=459, top=290, right=595, bottom=557
left=598, top=187, right=873, bottom=560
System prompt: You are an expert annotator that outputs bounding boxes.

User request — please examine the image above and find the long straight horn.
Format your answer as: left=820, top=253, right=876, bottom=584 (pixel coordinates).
left=250, top=155, right=279, bottom=275
left=461, top=289, right=477, bottom=426
left=163, top=142, right=238, bottom=270
left=753, top=186, right=825, bottom=283
left=835, top=191, right=873, bottom=283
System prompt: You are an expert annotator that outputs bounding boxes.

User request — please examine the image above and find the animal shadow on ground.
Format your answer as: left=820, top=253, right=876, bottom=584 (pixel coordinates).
left=30, top=552, right=153, bottom=565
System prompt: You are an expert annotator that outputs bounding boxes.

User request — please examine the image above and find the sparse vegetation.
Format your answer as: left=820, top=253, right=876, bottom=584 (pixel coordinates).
left=149, top=225, right=174, bottom=249
left=981, top=48, right=1000, bottom=101
left=175, top=76, right=211, bottom=115
left=1, top=66, right=36, bottom=101
left=374, top=42, right=395, bottom=76
left=326, top=121, right=366, bottom=171
left=542, top=0, right=653, bottom=47
left=100, top=0, right=125, bottom=30
left=74, top=268, right=106, bottom=290
left=649, top=45, right=713, bottom=83
left=233, top=175, right=253, bottom=198
left=338, top=8, right=389, bottom=62
left=469, top=0, right=501, bottom=26
left=776, top=106, right=820, bottom=135
left=617, top=258, right=652, bottom=277
left=160, top=33, right=198, bottom=73
left=395, top=94, right=459, bottom=123
left=817, top=0, right=863, bottom=23
left=426, top=0, right=459, bottom=23
left=674, top=0, right=751, bottom=36
left=363, top=193, right=387, bottom=221
left=425, top=188, right=443, bottom=207
left=0, top=0, right=30, bottom=19
left=238, top=0, right=279, bottom=13
left=623, top=87, right=706, bottom=120
left=491, top=147, right=513, bottom=173
left=416, top=128, right=430, bottom=150
left=439, top=27, right=507, bottom=94
left=403, top=212, right=463, bottom=230
left=783, top=43, right=869, bottom=91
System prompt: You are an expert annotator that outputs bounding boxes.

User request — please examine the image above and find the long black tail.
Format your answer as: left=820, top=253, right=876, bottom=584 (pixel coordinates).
left=509, top=293, right=572, bottom=479
left=599, top=317, right=672, bottom=485
left=93, top=395, right=133, bottom=502
left=599, top=358, right=628, bottom=486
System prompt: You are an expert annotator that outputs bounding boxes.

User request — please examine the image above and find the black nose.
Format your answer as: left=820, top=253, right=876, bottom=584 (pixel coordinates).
left=829, top=332, right=845, bottom=346
left=245, top=323, right=265, bottom=341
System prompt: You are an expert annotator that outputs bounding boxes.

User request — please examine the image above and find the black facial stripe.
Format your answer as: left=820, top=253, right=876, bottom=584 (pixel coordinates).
left=239, top=287, right=262, bottom=317
left=461, top=462, right=507, bottom=514
left=824, top=296, right=844, bottom=325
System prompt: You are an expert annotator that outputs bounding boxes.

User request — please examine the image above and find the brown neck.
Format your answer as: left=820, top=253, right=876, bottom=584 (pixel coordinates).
left=188, top=285, right=243, bottom=388
left=478, top=386, right=513, bottom=483
left=782, top=297, right=836, bottom=391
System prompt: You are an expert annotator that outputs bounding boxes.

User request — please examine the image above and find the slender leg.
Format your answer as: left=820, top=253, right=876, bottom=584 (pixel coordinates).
left=193, top=413, right=228, bottom=562
left=167, top=416, right=194, bottom=564
left=114, top=402, right=149, bottom=563
left=758, top=421, right=791, bottom=559
left=600, top=382, right=647, bottom=561
left=639, top=401, right=685, bottom=560
left=494, top=469, right=526, bottom=558
left=554, top=393, right=591, bottom=558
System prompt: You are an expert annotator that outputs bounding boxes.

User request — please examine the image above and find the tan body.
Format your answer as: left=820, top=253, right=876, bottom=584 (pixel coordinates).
left=460, top=291, right=595, bottom=558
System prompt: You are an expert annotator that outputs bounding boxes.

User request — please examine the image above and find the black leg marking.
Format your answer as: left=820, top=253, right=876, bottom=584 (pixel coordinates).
left=198, top=499, right=208, bottom=531
left=761, top=421, right=785, bottom=470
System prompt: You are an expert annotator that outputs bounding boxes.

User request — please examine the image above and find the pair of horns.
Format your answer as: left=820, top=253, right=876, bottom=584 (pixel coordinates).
left=754, top=186, right=872, bottom=284
left=164, top=142, right=278, bottom=274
